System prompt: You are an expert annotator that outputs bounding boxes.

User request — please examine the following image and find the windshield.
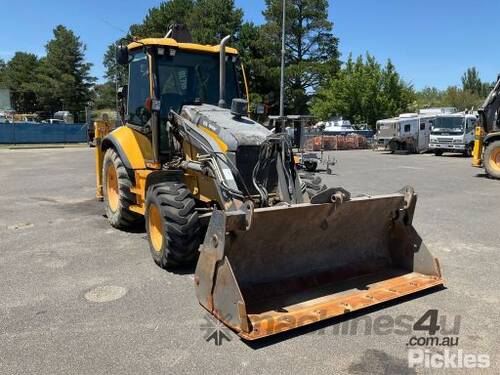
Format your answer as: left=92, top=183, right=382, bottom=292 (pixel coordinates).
left=157, top=50, right=240, bottom=116
left=432, top=116, right=465, bottom=131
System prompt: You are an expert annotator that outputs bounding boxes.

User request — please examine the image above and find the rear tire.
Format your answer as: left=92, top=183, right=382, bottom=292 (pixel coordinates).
left=304, top=161, right=317, bottom=172
left=484, top=141, right=500, bottom=179
left=102, top=148, right=142, bottom=228
left=145, top=182, right=201, bottom=269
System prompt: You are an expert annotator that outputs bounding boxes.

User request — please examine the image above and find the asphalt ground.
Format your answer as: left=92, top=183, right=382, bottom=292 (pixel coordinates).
left=0, top=147, right=498, bottom=374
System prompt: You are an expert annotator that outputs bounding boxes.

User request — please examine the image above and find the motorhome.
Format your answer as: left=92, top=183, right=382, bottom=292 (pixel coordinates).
left=376, top=113, right=434, bottom=153
left=429, top=113, right=477, bottom=156
left=375, top=108, right=457, bottom=153
left=375, top=117, right=399, bottom=149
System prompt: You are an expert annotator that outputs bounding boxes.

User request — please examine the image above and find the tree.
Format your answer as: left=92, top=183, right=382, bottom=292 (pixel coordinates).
left=0, top=59, right=6, bottom=87
left=190, top=0, right=243, bottom=44
left=101, top=0, right=244, bottom=109
left=93, top=82, right=117, bottom=110
left=235, top=22, right=279, bottom=112
left=29, top=25, right=95, bottom=114
left=129, top=0, right=194, bottom=38
left=311, top=53, right=414, bottom=127
left=441, top=86, right=483, bottom=111
left=2, top=52, right=39, bottom=113
left=262, top=0, right=340, bottom=114
left=103, top=43, right=128, bottom=89
left=414, top=87, right=444, bottom=109
left=461, top=67, right=482, bottom=96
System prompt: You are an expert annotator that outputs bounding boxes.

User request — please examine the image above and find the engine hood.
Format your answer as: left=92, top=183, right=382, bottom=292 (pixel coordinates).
left=180, top=104, right=271, bottom=151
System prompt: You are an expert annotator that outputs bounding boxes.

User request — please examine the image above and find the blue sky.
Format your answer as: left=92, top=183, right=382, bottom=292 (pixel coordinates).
left=0, top=0, right=498, bottom=89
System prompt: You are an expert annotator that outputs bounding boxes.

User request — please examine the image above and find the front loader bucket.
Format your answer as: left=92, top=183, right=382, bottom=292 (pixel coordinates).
left=194, top=187, right=443, bottom=340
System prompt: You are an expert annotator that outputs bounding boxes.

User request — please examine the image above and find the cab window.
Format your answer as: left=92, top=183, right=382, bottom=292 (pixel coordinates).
left=467, top=118, right=476, bottom=131
left=127, top=52, right=151, bottom=127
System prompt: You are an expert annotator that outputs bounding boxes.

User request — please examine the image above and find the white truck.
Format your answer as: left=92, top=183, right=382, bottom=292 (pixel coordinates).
left=429, top=113, right=477, bottom=156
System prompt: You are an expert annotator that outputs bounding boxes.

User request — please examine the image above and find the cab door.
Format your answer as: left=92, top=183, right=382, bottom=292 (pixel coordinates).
left=418, top=120, right=430, bottom=151
left=465, top=117, right=476, bottom=144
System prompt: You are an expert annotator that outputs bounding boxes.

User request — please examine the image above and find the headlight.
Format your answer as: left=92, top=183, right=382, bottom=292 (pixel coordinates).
left=453, top=139, right=462, bottom=144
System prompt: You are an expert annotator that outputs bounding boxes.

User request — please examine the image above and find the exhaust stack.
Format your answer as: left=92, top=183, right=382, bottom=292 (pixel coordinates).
left=218, top=35, right=231, bottom=108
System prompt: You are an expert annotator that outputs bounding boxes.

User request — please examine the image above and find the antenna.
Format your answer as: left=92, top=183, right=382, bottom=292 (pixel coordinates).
left=101, top=19, right=128, bottom=35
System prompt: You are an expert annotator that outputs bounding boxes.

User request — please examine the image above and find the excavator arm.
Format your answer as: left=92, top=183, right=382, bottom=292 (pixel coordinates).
left=479, top=75, right=500, bottom=134
left=473, top=75, right=500, bottom=177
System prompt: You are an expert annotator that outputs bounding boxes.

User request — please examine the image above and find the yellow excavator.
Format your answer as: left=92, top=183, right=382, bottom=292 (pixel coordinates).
left=94, top=29, right=443, bottom=340
left=473, top=75, right=500, bottom=179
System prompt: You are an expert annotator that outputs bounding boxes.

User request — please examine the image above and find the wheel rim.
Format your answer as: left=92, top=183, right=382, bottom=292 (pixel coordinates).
left=489, top=147, right=500, bottom=172
left=106, top=164, right=119, bottom=212
left=148, top=204, right=163, bottom=252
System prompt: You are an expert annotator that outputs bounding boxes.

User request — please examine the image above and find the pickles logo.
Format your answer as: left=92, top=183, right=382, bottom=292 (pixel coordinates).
left=200, top=314, right=233, bottom=346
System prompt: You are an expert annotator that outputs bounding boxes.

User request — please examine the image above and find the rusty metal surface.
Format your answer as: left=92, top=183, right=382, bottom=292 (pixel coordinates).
left=242, top=271, right=442, bottom=340
left=195, top=188, right=444, bottom=340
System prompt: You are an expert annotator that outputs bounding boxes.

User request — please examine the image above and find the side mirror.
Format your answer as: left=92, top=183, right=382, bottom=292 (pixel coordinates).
left=231, top=98, right=248, bottom=119
left=116, top=44, right=130, bottom=66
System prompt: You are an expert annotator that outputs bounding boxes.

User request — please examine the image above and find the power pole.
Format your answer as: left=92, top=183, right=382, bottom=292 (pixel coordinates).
left=279, top=0, right=286, bottom=131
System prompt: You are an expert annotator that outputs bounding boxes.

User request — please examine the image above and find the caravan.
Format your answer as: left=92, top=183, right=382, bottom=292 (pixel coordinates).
left=376, top=108, right=456, bottom=153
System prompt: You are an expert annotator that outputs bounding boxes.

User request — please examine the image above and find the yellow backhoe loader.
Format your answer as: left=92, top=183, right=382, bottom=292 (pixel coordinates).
left=473, top=75, right=500, bottom=179
left=94, top=29, right=443, bottom=340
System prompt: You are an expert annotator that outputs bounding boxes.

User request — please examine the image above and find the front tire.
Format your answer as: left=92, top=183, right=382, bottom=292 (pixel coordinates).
left=102, top=148, right=142, bottom=228
left=304, top=161, right=317, bottom=172
left=464, top=143, right=474, bottom=157
left=484, top=141, right=500, bottom=179
left=145, top=182, right=201, bottom=269
left=434, top=150, right=443, bottom=156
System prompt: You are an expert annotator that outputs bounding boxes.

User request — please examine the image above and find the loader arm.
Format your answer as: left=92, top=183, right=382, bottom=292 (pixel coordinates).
left=473, top=76, right=500, bottom=173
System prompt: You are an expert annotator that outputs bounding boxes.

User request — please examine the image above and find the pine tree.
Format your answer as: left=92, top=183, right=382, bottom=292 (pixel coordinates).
left=262, top=0, right=340, bottom=114
left=190, top=0, right=243, bottom=44
left=29, top=25, right=95, bottom=114
left=129, top=0, right=194, bottom=38
left=2, top=53, right=39, bottom=113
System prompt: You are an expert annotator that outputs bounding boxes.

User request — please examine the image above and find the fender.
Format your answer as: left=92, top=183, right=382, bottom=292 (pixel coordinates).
left=146, top=170, right=184, bottom=191
left=101, top=126, right=153, bottom=170
left=484, top=131, right=500, bottom=146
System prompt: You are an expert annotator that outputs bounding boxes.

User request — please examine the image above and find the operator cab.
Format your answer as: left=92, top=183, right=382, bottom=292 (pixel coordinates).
left=117, top=36, right=247, bottom=163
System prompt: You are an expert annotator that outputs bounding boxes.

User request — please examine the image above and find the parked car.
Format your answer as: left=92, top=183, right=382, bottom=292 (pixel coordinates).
left=42, top=119, right=65, bottom=124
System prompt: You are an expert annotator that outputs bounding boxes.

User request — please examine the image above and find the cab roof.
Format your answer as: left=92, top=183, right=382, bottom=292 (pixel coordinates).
left=128, top=38, right=239, bottom=55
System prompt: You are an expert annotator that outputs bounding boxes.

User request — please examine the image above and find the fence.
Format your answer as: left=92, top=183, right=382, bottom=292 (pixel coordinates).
left=0, top=123, right=89, bottom=144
